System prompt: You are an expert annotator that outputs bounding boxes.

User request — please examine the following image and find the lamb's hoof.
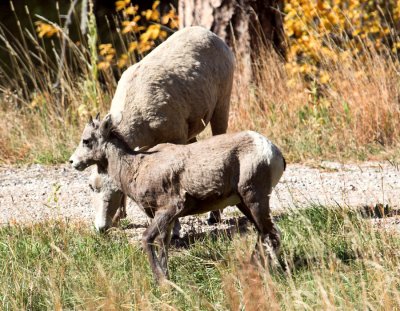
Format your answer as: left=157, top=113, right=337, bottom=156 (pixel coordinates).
left=207, top=211, right=222, bottom=225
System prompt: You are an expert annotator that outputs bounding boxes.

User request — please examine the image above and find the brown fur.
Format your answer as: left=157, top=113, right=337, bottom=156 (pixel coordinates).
left=89, top=26, right=235, bottom=231
left=70, top=116, right=285, bottom=283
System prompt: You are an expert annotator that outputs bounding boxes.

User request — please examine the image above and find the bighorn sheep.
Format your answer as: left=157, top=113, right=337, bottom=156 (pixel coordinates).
left=70, top=115, right=286, bottom=282
left=90, top=26, right=235, bottom=232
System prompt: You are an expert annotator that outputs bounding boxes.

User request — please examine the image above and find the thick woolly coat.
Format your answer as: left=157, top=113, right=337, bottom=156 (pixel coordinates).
left=103, top=131, right=285, bottom=218
left=109, top=26, right=235, bottom=148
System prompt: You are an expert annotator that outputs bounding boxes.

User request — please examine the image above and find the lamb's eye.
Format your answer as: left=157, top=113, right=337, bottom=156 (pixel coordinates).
left=82, top=139, right=91, bottom=147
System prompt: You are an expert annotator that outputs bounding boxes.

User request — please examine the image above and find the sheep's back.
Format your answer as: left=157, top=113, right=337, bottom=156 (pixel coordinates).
left=110, top=26, right=235, bottom=148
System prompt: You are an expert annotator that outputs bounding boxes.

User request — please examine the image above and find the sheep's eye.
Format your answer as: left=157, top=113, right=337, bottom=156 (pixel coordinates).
left=82, top=139, right=91, bottom=147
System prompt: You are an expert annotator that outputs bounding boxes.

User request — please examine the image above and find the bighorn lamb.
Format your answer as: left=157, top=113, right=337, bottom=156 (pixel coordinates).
left=90, top=26, right=235, bottom=232
left=70, top=115, right=286, bottom=282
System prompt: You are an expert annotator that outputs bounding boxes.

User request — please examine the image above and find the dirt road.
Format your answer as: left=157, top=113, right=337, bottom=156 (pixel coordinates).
left=1, top=161, right=399, bottom=230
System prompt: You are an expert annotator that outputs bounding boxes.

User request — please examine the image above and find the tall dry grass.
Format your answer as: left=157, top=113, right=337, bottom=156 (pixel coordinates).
left=1, top=4, right=400, bottom=163
left=230, top=41, right=400, bottom=162
left=0, top=3, right=116, bottom=164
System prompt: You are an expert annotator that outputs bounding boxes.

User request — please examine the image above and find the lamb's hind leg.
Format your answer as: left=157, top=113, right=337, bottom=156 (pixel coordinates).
left=142, top=210, right=175, bottom=283
left=237, top=189, right=281, bottom=265
left=156, top=219, right=175, bottom=278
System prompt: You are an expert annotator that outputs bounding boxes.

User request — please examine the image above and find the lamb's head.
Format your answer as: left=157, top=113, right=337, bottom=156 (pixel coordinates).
left=69, top=113, right=113, bottom=171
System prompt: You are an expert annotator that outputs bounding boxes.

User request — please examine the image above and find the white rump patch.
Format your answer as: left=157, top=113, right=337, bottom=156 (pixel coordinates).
left=246, top=131, right=275, bottom=165
left=246, top=131, right=285, bottom=188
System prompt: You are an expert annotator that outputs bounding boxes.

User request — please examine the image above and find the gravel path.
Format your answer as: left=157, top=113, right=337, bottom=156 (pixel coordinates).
left=1, top=161, right=399, bottom=232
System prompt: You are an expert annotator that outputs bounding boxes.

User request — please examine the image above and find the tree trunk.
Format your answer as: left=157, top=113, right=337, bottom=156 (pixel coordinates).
left=178, top=0, right=285, bottom=79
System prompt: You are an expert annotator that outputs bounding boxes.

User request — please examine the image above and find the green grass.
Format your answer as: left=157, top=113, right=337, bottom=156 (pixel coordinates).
left=1, top=207, right=400, bottom=310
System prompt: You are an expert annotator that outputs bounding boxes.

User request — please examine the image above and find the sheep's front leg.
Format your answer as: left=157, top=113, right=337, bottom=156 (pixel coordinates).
left=142, top=211, right=174, bottom=283
left=172, top=219, right=181, bottom=239
left=111, top=192, right=127, bottom=224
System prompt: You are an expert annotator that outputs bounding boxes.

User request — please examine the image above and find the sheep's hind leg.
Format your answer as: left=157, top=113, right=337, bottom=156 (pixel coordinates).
left=142, top=211, right=175, bottom=283
left=207, top=210, right=222, bottom=224
left=156, top=220, right=175, bottom=278
left=237, top=190, right=281, bottom=266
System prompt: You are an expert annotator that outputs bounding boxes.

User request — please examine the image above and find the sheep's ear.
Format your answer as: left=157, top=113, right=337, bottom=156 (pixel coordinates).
left=95, top=112, right=100, bottom=121
left=100, top=114, right=113, bottom=138
left=88, top=115, right=94, bottom=125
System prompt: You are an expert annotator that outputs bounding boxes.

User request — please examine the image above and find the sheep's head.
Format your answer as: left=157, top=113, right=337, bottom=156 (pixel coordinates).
left=90, top=171, right=126, bottom=232
left=69, top=113, right=113, bottom=171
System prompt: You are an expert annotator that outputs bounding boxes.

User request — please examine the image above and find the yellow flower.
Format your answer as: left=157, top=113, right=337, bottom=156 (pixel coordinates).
left=99, top=43, right=115, bottom=56
left=117, top=54, right=129, bottom=68
left=124, top=5, right=139, bottom=15
left=115, top=0, right=130, bottom=11
left=98, top=61, right=111, bottom=70
left=152, top=1, right=160, bottom=10
left=138, top=40, right=154, bottom=53
left=142, top=1, right=160, bottom=21
left=105, top=54, right=114, bottom=62
left=128, top=41, right=138, bottom=52
left=140, top=24, right=163, bottom=42
left=122, top=16, right=143, bottom=34
left=130, top=40, right=155, bottom=53
left=161, top=8, right=179, bottom=29
left=35, top=21, right=59, bottom=38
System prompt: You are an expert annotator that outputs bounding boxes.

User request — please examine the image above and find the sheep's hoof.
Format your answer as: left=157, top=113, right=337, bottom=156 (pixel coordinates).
left=207, top=211, right=222, bottom=225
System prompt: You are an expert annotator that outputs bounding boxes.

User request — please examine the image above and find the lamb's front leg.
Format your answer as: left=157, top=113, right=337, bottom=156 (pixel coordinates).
left=142, top=210, right=175, bottom=283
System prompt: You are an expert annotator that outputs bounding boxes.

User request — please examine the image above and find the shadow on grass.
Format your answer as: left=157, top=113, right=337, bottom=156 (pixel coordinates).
left=170, top=216, right=251, bottom=249
left=120, top=215, right=254, bottom=248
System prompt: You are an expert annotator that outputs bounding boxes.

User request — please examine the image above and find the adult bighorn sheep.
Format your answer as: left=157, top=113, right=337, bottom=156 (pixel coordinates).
left=70, top=115, right=286, bottom=283
left=90, top=26, right=235, bottom=232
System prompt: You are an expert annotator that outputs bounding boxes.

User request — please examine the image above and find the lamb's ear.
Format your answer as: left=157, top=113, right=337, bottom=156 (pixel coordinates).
left=99, top=114, right=113, bottom=138
left=88, top=115, right=94, bottom=125
left=95, top=112, right=100, bottom=121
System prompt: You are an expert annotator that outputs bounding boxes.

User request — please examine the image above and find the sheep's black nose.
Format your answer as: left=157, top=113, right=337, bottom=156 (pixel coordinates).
left=69, top=159, right=73, bottom=164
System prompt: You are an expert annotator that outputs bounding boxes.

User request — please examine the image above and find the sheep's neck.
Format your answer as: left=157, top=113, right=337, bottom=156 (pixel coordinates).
left=105, top=139, right=141, bottom=196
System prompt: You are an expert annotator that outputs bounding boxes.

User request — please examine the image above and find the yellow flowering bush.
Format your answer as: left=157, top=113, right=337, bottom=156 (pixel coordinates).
left=102, top=0, right=178, bottom=70
left=97, top=43, right=116, bottom=70
left=284, top=0, right=400, bottom=84
left=35, top=1, right=178, bottom=72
